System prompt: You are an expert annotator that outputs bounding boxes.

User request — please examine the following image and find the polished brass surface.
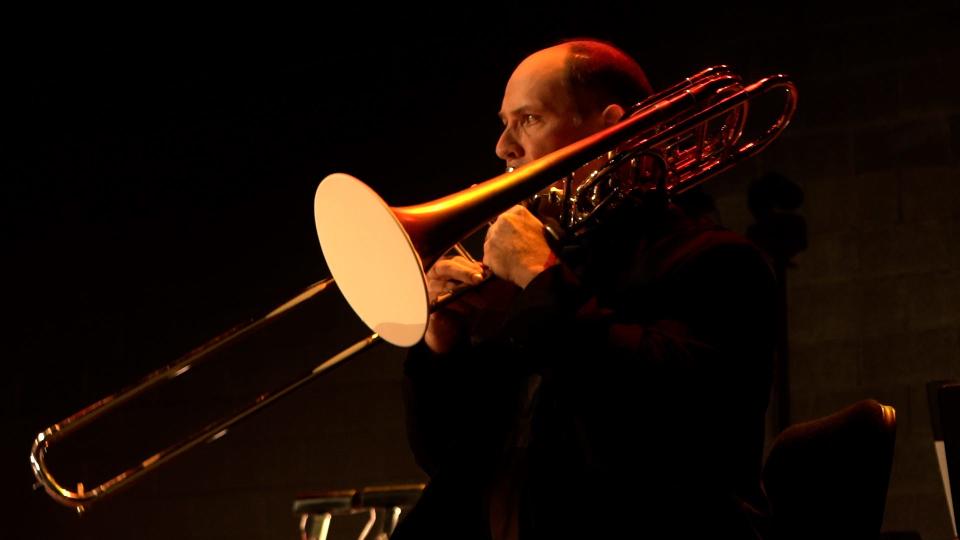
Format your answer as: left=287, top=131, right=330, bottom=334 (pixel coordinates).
left=30, top=65, right=797, bottom=513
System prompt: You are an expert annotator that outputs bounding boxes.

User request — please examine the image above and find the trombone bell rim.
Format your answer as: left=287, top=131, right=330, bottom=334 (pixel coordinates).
left=314, top=173, right=429, bottom=347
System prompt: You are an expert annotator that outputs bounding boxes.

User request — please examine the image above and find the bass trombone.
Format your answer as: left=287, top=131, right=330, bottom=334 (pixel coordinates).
left=30, top=65, right=797, bottom=513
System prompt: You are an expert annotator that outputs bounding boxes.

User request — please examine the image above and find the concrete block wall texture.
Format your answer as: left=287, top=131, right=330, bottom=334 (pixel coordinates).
left=701, top=4, right=960, bottom=539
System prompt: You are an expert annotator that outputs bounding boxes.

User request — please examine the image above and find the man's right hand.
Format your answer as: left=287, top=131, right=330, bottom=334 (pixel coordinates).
left=424, top=255, right=487, bottom=353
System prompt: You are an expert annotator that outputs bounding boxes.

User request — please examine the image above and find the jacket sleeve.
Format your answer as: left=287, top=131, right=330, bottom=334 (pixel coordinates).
left=503, top=237, right=776, bottom=380
left=402, top=234, right=777, bottom=479
left=500, top=235, right=777, bottom=495
left=402, top=338, right=530, bottom=478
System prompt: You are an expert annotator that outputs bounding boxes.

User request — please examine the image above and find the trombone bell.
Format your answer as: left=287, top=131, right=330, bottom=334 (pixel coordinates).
left=314, top=173, right=430, bottom=347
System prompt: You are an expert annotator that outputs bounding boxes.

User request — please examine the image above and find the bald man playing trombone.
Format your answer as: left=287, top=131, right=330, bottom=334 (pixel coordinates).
left=394, top=39, right=776, bottom=540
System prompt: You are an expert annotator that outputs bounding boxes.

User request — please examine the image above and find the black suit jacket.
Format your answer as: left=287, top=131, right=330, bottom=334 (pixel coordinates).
left=394, top=198, right=776, bottom=539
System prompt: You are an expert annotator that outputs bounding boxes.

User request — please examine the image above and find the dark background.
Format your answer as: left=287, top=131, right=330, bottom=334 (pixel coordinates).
left=5, top=3, right=959, bottom=539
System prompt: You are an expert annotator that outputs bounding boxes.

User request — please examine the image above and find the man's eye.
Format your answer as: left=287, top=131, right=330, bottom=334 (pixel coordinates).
left=521, top=114, right=540, bottom=126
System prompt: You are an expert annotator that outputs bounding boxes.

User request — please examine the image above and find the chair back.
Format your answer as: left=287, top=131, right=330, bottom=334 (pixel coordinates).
left=762, top=399, right=897, bottom=540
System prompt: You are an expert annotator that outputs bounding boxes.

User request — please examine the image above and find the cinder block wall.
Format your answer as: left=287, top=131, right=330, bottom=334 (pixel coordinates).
left=703, top=5, right=960, bottom=538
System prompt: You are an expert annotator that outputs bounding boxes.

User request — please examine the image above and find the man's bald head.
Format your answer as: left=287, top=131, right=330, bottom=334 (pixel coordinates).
left=496, top=39, right=653, bottom=169
left=556, top=39, right=653, bottom=118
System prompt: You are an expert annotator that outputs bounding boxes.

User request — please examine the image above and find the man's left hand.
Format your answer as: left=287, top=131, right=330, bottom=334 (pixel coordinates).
left=483, top=205, right=558, bottom=289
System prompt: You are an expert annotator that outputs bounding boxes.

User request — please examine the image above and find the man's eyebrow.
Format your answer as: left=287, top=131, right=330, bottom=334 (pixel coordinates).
left=498, top=105, right=536, bottom=121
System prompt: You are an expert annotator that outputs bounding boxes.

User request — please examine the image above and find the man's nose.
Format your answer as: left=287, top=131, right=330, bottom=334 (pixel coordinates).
left=495, top=128, right=523, bottom=163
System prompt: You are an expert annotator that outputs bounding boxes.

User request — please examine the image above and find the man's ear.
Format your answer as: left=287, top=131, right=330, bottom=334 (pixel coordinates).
left=602, top=104, right=626, bottom=126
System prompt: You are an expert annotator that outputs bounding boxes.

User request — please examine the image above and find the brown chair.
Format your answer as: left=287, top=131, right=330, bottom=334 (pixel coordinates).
left=762, top=399, right=897, bottom=540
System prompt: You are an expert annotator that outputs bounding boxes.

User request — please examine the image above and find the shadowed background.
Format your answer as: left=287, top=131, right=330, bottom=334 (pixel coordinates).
left=5, top=2, right=959, bottom=539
